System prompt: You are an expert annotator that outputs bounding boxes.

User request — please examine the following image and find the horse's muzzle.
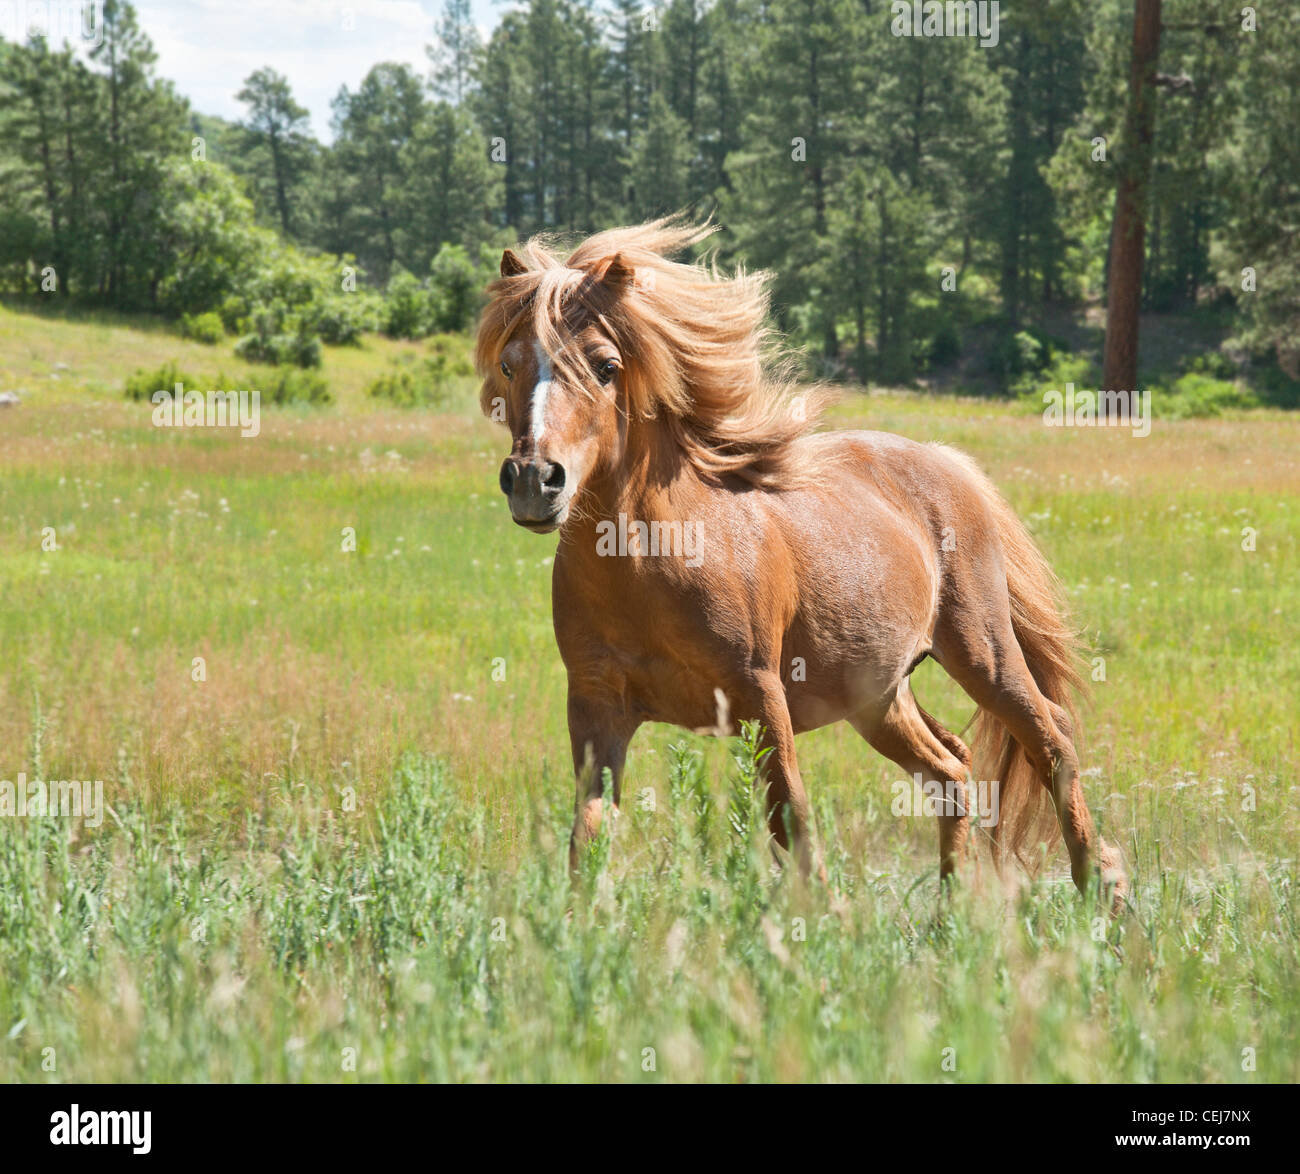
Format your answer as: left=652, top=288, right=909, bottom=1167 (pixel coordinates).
left=500, top=456, right=567, bottom=530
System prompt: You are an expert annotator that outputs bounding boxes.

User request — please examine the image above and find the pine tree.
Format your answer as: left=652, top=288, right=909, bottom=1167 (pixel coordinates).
left=428, top=0, right=483, bottom=104
left=236, top=68, right=316, bottom=239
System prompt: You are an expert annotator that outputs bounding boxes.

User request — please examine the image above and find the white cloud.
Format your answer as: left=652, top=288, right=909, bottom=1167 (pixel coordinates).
left=135, top=0, right=458, bottom=140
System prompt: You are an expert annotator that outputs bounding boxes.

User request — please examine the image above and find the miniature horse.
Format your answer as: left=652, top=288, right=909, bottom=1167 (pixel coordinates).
left=475, top=217, right=1126, bottom=909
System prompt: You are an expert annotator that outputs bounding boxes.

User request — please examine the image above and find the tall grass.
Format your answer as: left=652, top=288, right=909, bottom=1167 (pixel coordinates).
left=0, top=303, right=1296, bottom=1081
left=1, top=750, right=1294, bottom=1082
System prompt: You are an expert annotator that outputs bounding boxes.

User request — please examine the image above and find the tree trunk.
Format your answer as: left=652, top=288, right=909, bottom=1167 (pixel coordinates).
left=805, top=36, right=837, bottom=360
left=1000, top=32, right=1029, bottom=327
left=269, top=130, right=292, bottom=238
left=1102, top=0, right=1162, bottom=419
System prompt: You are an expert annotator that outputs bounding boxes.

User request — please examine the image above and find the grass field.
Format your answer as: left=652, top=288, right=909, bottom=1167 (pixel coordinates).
left=1, top=302, right=1297, bottom=1082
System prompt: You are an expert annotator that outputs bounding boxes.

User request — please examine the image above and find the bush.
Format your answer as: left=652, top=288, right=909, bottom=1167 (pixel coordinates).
left=214, top=247, right=370, bottom=343
left=426, top=332, right=475, bottom=381
left=1179, top=350, right=1239, bottom=380
left=1156, top=373, right=1258, bottom=419
left=124, top=360, right=196, bottom=402
left=218, top=293, right=248, bottom=336
left=1014, top=351, right=1097, bottom=399
left=428, top=244, right=491, bottom=333
left=382, top=269, right=434, bottom=339
left=234, top=303, right=323, bottom=368
left=235, top=331, right=322, bottom=368
left=1001, top=330, right=1045, bottom=379
left=179, top=311, right=225, bottom=345
left=305, top=293, right=381, bottom=346
left=258, top=366, right=332, bottom=406
left=365, top=367, right=433, bottom=407
left=123, top=360, right=329, bottom=408
left=366, top=338, right=474, bottom=407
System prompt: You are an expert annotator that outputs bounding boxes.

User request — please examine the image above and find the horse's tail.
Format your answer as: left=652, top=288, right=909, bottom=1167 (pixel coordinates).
left=968, top=479, right=1086, bottom=873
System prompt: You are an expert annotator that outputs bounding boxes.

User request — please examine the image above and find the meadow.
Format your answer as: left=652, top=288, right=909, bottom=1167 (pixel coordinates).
left=0, top=301, right=1297, bottom=1082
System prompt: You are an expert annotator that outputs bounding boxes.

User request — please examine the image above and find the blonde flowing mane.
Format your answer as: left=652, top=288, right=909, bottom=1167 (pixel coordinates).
left=475, top=216, right=834, bottom=487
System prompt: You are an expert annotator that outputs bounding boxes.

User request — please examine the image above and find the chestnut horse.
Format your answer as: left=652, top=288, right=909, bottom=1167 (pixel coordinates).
left=475, top=217, right=1126, bottom=909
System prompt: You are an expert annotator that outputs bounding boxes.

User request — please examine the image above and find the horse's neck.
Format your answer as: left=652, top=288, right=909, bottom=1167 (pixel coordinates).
left=587, top=438, right=711, bottom=523
left=560, top=444, right=713, bottom=577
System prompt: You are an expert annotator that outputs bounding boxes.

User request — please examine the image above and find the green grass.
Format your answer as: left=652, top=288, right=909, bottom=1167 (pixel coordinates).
left=0, top=302, right=1297, bottom=1082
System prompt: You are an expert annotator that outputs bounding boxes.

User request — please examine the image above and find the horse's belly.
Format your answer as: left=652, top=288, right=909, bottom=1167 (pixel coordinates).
left=782, top=650, right=900, bottom=733
left=623, top=637, right=897, bottom=737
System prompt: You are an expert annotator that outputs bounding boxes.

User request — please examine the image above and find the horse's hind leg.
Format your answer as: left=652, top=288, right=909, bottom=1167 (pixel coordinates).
left=932, top=608, right=1125, bottom=905
left=850, top=682, right=973, bottom=882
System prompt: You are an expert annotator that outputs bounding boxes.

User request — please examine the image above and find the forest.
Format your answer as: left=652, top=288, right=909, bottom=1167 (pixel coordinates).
left=1, top=0, right=1296, bottom=400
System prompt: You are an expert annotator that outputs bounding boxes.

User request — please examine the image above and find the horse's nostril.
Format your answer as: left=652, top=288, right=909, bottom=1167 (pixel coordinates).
left=499, top=459, right=516, bottom=496
left=542, top=462, right=566, bottom=491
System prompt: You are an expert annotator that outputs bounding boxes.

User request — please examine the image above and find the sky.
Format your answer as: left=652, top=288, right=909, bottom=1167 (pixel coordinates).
left=9, top=0, right=506, bottom=141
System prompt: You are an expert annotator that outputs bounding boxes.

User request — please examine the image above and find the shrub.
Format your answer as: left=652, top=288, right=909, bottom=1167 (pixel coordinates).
left=366, top=339, right=474, bottom=408
left=382, top=269, right=434, bottom=339
left=124, top=360, right=196, bottom=402
left=428, top=244, right=492, bottom=333
left=426, top=332, right=475, bottom=380
left=235, top=331, right=322, bottom=368
left=234, top=303, right=323, bottom=368
left=306, top=293, right=381, bottom=346
left=179, top=311, right=225, bottom=345
left=258, top=366, right=332, bottom=406
left=218, top=293, right=248, bottom=336
left=1157, top=373, right=1258, bottom=419
left=1014, top=351, right=1097, bottom=399
left=988, top=325, right=1073, bottom=386
left=215, top=248, right=370, bottom=343
left=365, top=367, right=432, bottom=407
left=124, top=360, right=329, bottom=407
left=1005, top=330, right=1045, bottom=377
left=1179, top=350, right=1239, bottom=380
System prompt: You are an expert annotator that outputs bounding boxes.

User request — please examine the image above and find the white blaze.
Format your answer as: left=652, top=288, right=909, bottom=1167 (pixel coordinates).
left=530, top=341, right=553, bottom=442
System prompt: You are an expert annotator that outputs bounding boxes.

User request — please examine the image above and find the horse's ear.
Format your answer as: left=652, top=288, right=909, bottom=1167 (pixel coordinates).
left=599, top=254, right=634, bottom=296
left=500, top=249, right=527, bottom=278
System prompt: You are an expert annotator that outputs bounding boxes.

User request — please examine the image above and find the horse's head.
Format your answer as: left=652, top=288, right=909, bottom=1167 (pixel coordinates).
left=476, top=248, right=634, bottom=534
left=477, top=217, right=820, bottom=519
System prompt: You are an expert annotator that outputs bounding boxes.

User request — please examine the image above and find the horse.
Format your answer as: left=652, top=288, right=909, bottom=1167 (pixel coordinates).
left=474, top=216, right=1127, bottom=911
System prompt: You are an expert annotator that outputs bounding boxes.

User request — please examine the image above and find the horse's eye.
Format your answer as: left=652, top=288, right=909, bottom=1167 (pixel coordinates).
left=500, top=361, right=512, bottom=379
left=595, top=359, right=619, bottom=385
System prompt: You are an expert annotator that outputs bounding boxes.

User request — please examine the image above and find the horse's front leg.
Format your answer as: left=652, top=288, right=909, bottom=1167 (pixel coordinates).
left=748, top=673, right=821, bottom=882
left=567, top=690, right=638, bottom=873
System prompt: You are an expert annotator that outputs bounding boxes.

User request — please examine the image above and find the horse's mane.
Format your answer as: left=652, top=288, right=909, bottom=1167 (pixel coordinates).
left=475, top=215, right=835, bottom=488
